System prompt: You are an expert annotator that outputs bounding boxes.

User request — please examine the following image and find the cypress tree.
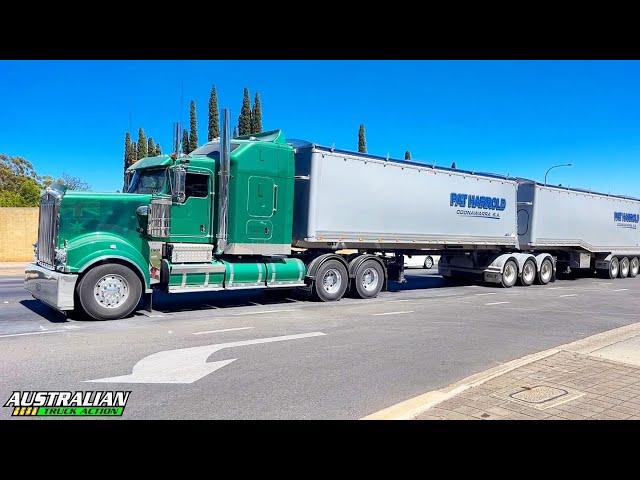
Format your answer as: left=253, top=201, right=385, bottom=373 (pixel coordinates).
left=182, top=129, right=190, bottom=155
left=238, top=87, right=252, bottom=136
left=208, top=85, right=219, bottom=141
left=404, top=151, right=411, bottom=160
left=251, top=92, right=262, bottom=134
left=189, top=100, right=198, bottom=152
left=148, top=138, right=156, bottom=157
left=123, top=132, right=132, bottom=185
left=155, top=144, right=162, bottom=156
left=131, top=142, right=138, bottom=163
left=137, top=128, right=147, bottom=159
left=358, top=124, right=367, bottom=153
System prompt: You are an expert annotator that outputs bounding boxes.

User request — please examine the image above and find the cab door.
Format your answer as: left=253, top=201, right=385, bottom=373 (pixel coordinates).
left=170, top=171, right=212, bottom=243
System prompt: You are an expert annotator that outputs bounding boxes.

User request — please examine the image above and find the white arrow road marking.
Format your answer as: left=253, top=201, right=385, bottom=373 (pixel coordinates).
left=86, top=332, right=326, bottom=384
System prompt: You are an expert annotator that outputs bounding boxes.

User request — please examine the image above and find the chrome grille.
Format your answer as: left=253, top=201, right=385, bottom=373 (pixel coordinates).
left=37, top=190, right=61, bottom=268
left=148, top=198, right=171, bottom=238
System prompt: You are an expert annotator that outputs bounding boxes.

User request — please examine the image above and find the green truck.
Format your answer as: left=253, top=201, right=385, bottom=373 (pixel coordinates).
left=25, top=111, right=398, bottom=320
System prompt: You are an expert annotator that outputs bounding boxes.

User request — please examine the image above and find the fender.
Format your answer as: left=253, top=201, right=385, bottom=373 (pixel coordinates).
left=66, top=233, right=151, bottom=290
left=305, top=253, right=349, bottom=280
left=487, top=253, right=521, bottom=274
left=534, top=253, right=555, bottom=273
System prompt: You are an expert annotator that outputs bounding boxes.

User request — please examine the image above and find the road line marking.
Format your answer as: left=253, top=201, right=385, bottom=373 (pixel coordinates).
left=465, top=285, right=480, bottom=288
left=231, top=309, right=297, bottom=316
left=372, top=311, right=414, bottom=316
left=87, top=331, right=326, bottom=384
left=612, top=288, right=629, bottom=292
left=484, top=301, right=510, bottom=306
left=192, top=327, right=254, bottom=335
left=385, top=299, right=411, bottom=303
left=601, top=283, right=613, bottom=285
left=558, top=294, right=577, bottom=298
left=474, top=292, right=497, bottom=296
left=547, top=287, right=564, bottom=290
left=0, top=330, right=67, bottom=338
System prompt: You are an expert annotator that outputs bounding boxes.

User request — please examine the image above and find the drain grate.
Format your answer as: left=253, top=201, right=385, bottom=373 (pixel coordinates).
left=510, top=386, right=568, bottom=404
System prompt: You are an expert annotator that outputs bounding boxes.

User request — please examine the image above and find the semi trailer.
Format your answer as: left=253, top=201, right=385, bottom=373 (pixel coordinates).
left=25, top=111, right=640, bottom=320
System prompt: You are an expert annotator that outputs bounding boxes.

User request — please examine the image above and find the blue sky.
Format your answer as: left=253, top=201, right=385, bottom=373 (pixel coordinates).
left=1, top=60, right=639, bottom=196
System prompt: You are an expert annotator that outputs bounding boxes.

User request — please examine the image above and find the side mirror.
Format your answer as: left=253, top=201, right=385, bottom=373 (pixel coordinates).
left=135, top=205, right=149, bottom=233
left=172, top=166, right=186, bottom=203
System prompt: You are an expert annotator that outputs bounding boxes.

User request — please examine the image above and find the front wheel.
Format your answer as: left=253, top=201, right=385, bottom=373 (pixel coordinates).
left=76, top=263, right=142, bottom=320
left=313, top=259, right=348, bottom=302
left=423, top=256, right=434, bottom=269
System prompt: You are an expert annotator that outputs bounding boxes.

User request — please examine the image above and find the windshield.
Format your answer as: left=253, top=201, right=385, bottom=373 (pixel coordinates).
left=127, top=168, right=167, bottom=194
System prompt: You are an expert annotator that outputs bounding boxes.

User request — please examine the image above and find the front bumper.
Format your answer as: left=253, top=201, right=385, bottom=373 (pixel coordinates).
left=24, top=263, right=77, bottom=311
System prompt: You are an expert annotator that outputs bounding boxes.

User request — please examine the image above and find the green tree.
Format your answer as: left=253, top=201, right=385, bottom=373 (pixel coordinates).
left=155, top=144, right=162, bottom=156
left=358, top=124, right=367, bottom=153
left=123, top=132, right=132, bottom=185
left=238, top=87, right=252, bottom=136
left=131, top=142, right=138, bottom=163
left=0, top=154, right=45, bottom=207
left=182, top=129, right=190, bottom=155
left=58, top=173, right=90, bottom=191
left=208, top=85, right=219, bottom=141
left=189, top=100, right=198, bottom=153
left=251, top=92, right=262, bottom=134
left=404, top=151, right=411, bottom=160
left=148, top=138, right=156, bottom=157
left=137, top=128, right=148, bottom=159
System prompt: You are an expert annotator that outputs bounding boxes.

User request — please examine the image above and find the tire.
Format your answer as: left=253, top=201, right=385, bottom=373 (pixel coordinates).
left=630, top=257, right=639, bottom=278
left=536, top=257, right=553, bottom=285
left=77, top=263, right=142, bottom=320
left=353, top=259, right=384, bottom=299
left=423, top=256, right=434, bottom=269
left=619, top=257, right=630, bottom=278
left=607, top=257, right=620, bottom=279
left=313, top=259, right=348, bottom=302
left=500, top=259, right=518, bottom=288
left=518, top=259, right=536, bottom=286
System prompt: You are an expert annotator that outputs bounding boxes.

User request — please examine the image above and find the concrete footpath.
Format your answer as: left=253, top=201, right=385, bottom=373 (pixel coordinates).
left=0, top=263, right=27, bottom=277
left=365, top=323, right=640, bottom=420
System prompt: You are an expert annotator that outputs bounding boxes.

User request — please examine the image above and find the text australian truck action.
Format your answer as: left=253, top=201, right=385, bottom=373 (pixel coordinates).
left=24, top=110, right=640, bottom=320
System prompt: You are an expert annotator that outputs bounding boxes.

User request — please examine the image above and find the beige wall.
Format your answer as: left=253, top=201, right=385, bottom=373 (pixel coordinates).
left=0, top=208, right=38, bottom=262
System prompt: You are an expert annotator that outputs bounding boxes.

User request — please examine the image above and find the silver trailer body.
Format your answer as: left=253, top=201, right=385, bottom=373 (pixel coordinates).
left=292, top=143, right=519, bottom=250
left=517, top=181, right=640, bottom=256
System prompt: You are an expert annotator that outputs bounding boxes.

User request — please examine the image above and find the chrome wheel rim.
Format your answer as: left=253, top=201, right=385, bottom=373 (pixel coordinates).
left=620, top=258, right=629, bottom=277
left=94, top=274, right=129, bottom=309
left=540, top=261, right=552, bottom=282
left=610, top=258, right=619, bottom=277
left=503, top=263, right=517, bottom=285
left=361, top=267, right=379, bottom=292
left=523, top=262, right=535, bottom=284
left=631, top=258, right=639, bottom=276
left=322, top=268, right=342, bottom=295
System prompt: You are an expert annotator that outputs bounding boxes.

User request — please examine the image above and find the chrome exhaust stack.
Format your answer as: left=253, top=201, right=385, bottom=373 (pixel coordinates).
left=215, top=108, right=231, bottom=254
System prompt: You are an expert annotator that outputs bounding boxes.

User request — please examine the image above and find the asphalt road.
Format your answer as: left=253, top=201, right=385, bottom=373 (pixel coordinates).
left=1, top=269, right=639, bottom=419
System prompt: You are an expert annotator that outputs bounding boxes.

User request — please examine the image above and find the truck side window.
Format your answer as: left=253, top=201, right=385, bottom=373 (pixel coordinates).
left=184, top=173, right=209, bottom=199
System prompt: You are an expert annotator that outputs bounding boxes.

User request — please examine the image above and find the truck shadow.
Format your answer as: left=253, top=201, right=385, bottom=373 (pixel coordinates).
left=19, top=299, right=70, bottom=323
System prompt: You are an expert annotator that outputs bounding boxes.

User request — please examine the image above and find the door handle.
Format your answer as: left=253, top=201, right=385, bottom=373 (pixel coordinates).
left=273, top=184, right=278, bottom=213
left=200, top=224, right=206, bottom=233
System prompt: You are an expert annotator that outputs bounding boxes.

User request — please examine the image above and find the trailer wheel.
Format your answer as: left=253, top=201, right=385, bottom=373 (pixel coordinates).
left=619, top=257, right=630, bottom=278
left=630, top=257, right=639, bottom=278
left=518, top=259, right=536, bottom=286
left=77, top=263, right=142, bottom=320
left=537, top=258, right=554, bottom=285
left=353, top=259, right=384, bottom=299
left=607, top=257, right=620, bottom=279
left=500, top=260, right=518, bottom=288
left=313, top=259, right=348, bottom=302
